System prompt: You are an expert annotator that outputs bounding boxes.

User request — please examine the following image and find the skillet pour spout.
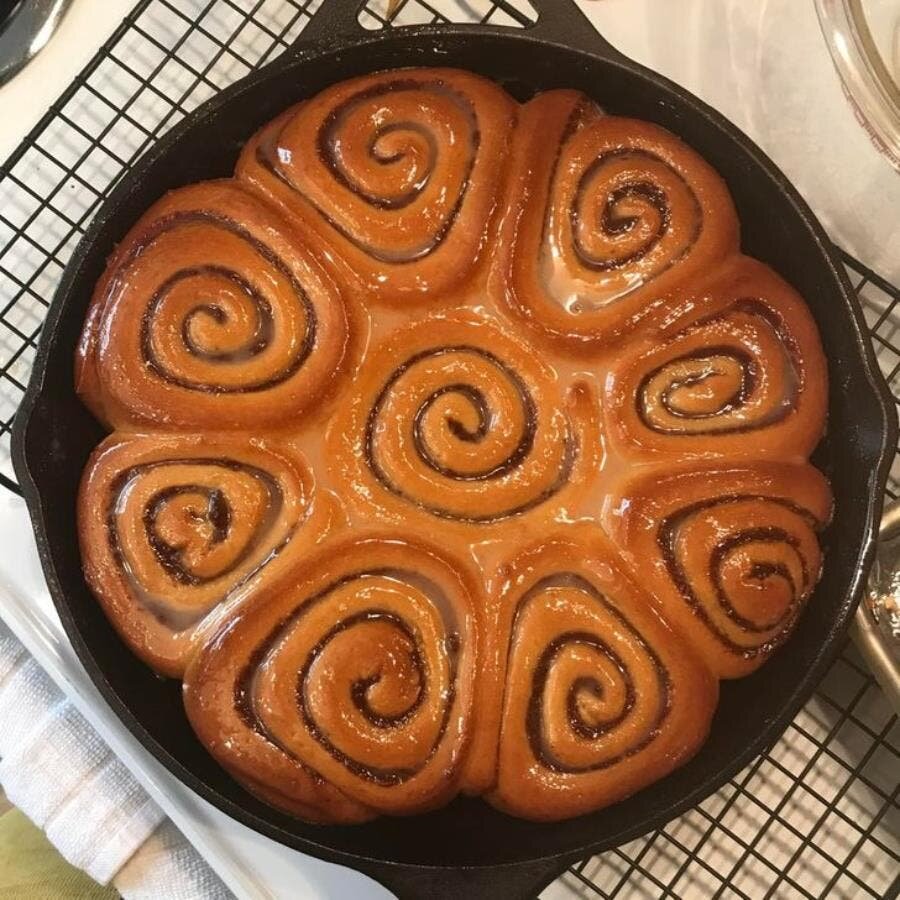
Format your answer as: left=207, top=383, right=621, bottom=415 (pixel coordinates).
left=11, top=0, right=896, bottom=897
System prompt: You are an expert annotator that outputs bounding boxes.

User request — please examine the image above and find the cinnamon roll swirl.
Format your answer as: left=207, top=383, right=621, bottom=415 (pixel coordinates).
left=76, top=181, right=348, bottom=430
left=605, top=258, right=828, bottom=461
left=183, top=535, right=480, bottom=822
left=605, top=464, right=832, bottom=678
left=327, top=312, right=584, bottom=526
left=237, top=69, right=515, bottom=302
left=473, top=532, right=716, bottom=821
left=494, top=90, right=739, bottom=345
left=78, top=434, right=335, bottom=676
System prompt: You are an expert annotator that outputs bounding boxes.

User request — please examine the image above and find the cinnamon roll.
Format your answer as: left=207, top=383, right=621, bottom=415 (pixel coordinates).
left=78, top=433, right=335, bottom=676
left=237, top=69, right=516, bottom=302
left=605, top=257, right=828, bottom=461
left=76, top=181, right=349, bottom=430
left=326, top=311, right=591, bottom=527
left=473, top=532, right=717, bottom=821
left=183, top=535, right=481, bottom=822
left=604, top=464, right=832, bottom=678
left=494, top=90, right=739, bottom=345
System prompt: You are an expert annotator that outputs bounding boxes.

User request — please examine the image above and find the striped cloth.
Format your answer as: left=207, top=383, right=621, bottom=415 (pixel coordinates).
left=0, top=621, right=230, bottom=898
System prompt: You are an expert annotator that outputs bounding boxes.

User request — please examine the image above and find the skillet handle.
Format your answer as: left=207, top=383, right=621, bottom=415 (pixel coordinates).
left=299, top=0, right=627, bottom=61
left=523, top=0, right=628, bottom=59
left=354, top=856, right=570, bottom=900
left=299, top=0, right=367, bottom=41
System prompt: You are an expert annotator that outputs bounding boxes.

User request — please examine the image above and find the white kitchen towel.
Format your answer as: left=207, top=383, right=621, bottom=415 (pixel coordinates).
left=115, top=820, right=232, bottom=900
left=0, top=620, right=227, bottom=897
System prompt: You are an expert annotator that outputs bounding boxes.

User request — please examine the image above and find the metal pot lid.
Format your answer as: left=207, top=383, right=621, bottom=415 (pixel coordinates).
left=858, top=497, right=900, bottom=713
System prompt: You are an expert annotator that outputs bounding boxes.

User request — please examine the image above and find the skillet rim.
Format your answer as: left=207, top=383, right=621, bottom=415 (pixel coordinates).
left=10, top=21, right=898, bottom=881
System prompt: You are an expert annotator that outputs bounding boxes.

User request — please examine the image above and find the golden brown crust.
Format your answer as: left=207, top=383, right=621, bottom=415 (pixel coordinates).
left=603, top=463, right=833, bottom=678
left=491, top=90, right=739, bottom=347
left=476, top=530, right=718, bottom=820
left=325, top=309, right=603, bottom=535
left=75, top=71, right=830, bottom=824
left=603, top=256, right=829, bottom=462
left=235, top=68, right=517, bottom=303
left=75, top=181, right=349, bottom=431
left=183, top=534, right=483, bottom=823
left=78, top=432, right=338, bottom=677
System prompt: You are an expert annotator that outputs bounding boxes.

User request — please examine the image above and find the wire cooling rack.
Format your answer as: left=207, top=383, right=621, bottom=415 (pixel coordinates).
left=0, top=1, right=897, bottom=897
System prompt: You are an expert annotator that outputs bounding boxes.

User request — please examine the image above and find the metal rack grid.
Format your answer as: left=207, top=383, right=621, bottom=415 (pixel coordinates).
left=0, top=1, right=897, bottom=897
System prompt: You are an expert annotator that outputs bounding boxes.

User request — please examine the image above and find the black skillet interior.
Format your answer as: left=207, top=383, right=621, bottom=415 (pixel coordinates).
left=11, top=0, right=897, bottom=897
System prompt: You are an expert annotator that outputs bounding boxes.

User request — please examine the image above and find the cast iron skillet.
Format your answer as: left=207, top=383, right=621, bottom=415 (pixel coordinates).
left=11, top=0, right=898, bottom=896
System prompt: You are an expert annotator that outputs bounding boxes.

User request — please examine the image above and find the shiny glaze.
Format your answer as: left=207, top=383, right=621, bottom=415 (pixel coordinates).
left=520, top=576, right=672, bottom=773
left=134, top=212, right=317, bottom=393
left=76, top=70, right=830, bottom=823
left=237, top=68, right=516, bottom=301
left=480, top=535, right=717, bottom=821
left=76, top=182, right=348, bottom=429
left=184, top=539, right=477, bottom=822
left=604, top=465, right=832, bottom=678
left=79, top=435, right=334, bottom=677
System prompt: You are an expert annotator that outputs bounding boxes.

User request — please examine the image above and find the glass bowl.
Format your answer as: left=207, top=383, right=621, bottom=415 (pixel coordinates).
left=815, top=0, right=900, bottom=170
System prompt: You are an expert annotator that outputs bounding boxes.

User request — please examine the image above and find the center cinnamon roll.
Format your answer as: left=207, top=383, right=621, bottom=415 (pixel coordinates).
left=329, top=313, right=577, bottom=524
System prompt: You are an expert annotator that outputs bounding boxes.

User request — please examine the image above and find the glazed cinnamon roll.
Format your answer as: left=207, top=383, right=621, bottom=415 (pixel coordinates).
left=76, top=181, right=348, bottom=430
left=326, top=311, right=589, bottom=526
left=605, top=257, right=828, bottom=461
left=183, top=535, right=481, bottom=822
left=604, top=464, right=832, bottom=678
left=471, top=532, right=717, bottom=821
left=236, top=68, right=516, bottom=302
left=494, top=90, right=739, bottom=345
left=78, top=433, right=336, bottom=677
